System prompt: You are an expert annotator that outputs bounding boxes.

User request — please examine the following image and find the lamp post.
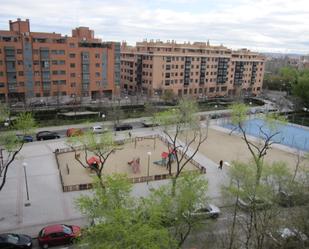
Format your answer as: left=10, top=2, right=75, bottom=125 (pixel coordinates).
left=214, top=104, right=218, bottom=123
left=22, top=162, right=30, bottom=206
left=147, top=151, right=151, bottom=184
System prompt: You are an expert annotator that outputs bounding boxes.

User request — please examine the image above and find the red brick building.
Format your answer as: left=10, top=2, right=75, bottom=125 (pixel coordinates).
left=0, top=19, right=120, bottom=103
left=121, top=40, right=265, bottom=98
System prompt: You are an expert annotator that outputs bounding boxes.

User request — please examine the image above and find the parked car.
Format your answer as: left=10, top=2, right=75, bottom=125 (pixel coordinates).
left=0, top=233, right=32, bottom=248
left=114, top=123, right=133, bottom=131
left=190, top=203, right=221, bottom=219
left=276, top=189, right=309, bottom=207
left=92, top=125, right=105, bottom=134
left=16, top=134, right=33, bottom=143
left=36, top=131, right=60, bottom=141
left=141, top=121, right=159, bottom=128
left=267, top=228, right=308, bottom=249
left=237, top=196, right=272, bottom=211
left=38, top=224, right=81, bottom=248
left=66, top=128, right=83, bottom=137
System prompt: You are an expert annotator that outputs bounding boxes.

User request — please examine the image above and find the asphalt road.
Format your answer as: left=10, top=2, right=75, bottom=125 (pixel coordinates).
left=33, top=121, right=145, bottom=140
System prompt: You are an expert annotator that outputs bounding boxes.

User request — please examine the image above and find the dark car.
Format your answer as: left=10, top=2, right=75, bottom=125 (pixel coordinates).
left=114, top=123, right=133, bottom=131
left=0, top=233, right=32, bottom=248
left=16, top=135, right=33, bottom=143
left=36, top=131, right=60, bottom=141
left=38, top=224, right=81, bottom=248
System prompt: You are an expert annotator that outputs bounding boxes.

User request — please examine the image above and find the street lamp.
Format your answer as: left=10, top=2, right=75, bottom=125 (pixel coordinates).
left=147, top=151, right=151, bottom=184
left=22, top=162, right=30, bottom=206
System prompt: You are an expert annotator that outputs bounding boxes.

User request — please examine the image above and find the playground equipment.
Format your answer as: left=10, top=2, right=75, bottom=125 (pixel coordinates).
left=153, top=148, right=176, bottom=167
left=128, top=157, right=141, bottom=174
left=87, top=156, right=100, bottom=170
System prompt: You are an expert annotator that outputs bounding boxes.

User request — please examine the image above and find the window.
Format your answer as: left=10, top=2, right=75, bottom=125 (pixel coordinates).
left=17, top=60, right=23, bottom=65
left=71, top=82, right=76, bottom=87
left=18, top=71, right=24, bottom=76
left=69, top=53, right=76, bottom=58
left=70, top=73, right=76, bottom=77
left=95, top=63, right=100, bottom=68
left=69, top=43, right=75, bottom=48
left=0, top=72, right=3, bottom=76
left=70, top=63, right=75, bottom=68
left=0, top=83, right=4, bottom=88
left=95, top=53, right=100, bottom=58
left=19, top=82, right=24, bottom=86
left=95, top=72, right=100, bottom=77
left=17, top=49, right=23, bottom=54
left=35, top=81, right=40, bottom=86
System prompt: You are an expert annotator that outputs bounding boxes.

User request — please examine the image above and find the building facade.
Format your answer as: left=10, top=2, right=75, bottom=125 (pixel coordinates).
left=0, top=19, right=120, bottom=103
left=121, top=40, right=265, bottom=98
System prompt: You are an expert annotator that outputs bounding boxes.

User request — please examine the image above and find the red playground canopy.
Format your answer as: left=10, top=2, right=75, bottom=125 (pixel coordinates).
left=87, top=156, right=100, bottom=166
left=161, top=152, right=169, bottom=159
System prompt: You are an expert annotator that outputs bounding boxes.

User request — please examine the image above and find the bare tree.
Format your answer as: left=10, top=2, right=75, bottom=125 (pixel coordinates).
left=0, top=110, right=36, bottom=191
left=155, top=99, right=208, bottom=194
left=67, top=131, right=117, bottom=188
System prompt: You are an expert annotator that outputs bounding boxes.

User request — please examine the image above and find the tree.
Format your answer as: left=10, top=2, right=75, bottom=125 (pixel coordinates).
left=224, top=160, right=295, bottom=249
left=142, top=172, right=208, bottom=248
left=76, top=174, right=177, bottom=249
left=155, top=99, right=208, bottom=193
left=108, top=103, right=124, bottom=126
left=0, top=109, right=36, bottom=191
left=292, top=73, right=309, bottom=107
left=67, top=131, right=117, bottom=188
left=223, top=103, right=293, bottom=249
left=144, top=101, right=158, bottom=129
left=161, top=89, right=176, bottom=104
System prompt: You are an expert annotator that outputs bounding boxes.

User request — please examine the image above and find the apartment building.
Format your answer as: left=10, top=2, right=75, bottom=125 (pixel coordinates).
left=121, top=40, right=265, bottom=98
left=0, top=19, right=120, bottom=103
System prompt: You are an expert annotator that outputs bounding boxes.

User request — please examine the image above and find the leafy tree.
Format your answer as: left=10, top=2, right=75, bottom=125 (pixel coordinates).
left=67, top=131, right=117, bottom=188
left=292, top=73, right=309, bottom=107
left=0, top=108, right=36, bottom=191
left=155, top=99, right=208, bottom=193
left=142, top=172, right=208, bottom=247
left=76, top=174, right=177, bottom=249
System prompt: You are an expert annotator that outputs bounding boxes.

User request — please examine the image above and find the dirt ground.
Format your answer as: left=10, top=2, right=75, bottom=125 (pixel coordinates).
left=179, top=127, right=308, bottom=169
left=57, top=137, right=198, bottom=187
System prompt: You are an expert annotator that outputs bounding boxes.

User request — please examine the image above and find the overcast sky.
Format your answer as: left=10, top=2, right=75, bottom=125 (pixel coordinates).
left=0, top=0, right=308, bottom=54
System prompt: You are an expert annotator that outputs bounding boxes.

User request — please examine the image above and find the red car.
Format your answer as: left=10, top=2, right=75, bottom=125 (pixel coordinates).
left=66, top=128, right=83, bottom=137
left=38, top=224, right=81, bottom=248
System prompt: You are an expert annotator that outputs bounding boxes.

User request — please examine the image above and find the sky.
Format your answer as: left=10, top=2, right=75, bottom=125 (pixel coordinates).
left=0, top=0, right=309, bottom=54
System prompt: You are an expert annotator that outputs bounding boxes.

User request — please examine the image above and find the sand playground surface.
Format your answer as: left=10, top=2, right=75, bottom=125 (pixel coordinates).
left=56, top=137, right=199, bottom=191
left=179, top=127, right=309, bottom=169
left=56, top=127, right=308, bottom=191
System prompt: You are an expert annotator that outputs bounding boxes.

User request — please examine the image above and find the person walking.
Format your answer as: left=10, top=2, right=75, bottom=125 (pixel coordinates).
left=219, top=160, right=223, bottom=170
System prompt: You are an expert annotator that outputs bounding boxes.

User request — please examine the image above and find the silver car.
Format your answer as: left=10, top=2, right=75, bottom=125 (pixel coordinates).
left=190, top=204, right=221, bottom=219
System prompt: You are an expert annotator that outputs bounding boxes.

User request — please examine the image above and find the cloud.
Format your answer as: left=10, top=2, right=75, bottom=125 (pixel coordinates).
left=0, top=0, right=308, bottom=53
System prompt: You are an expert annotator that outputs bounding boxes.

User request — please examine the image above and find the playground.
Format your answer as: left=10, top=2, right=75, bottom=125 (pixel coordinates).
left=56, top=136, right=201, bottom=192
